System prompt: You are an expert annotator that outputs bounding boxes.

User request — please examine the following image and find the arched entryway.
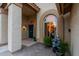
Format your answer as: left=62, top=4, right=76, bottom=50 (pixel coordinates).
left=44, top=15, right=58, bottom=38
left=39, top=9, right=59, bottom=42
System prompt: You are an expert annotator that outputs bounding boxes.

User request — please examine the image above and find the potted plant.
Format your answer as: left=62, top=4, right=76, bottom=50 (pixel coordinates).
left=57, top=40, right=69, bottom=56
left=43, top=36, right=52, bottom=47
left=33, top=37, right=36, bottom=41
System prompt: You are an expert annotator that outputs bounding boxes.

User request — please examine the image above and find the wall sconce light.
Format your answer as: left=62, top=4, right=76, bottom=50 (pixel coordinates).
left=22, top=25, right=27, bottom=31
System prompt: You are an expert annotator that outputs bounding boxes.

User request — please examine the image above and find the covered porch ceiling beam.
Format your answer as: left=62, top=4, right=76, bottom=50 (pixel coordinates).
left=56, top=3, right=72, bottom=15
left=0, top=3, right=40, bottom=12
left=25, top=3, right=40, bottom=12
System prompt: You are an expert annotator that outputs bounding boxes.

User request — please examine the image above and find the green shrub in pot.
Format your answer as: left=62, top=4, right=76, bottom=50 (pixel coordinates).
left=43, top=36, right=52, bottom=47
left=59, top=40, right=69, bottom=56
left=33, top=37, right=36, bottom=41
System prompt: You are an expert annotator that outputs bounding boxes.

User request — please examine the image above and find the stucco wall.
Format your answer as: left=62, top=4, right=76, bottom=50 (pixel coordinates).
left=22, top=15, right=36, bottom=39
left=70, top=4, right=79, bottom=55
left=22, top=17, right=28, bottom=39
left=36, top=3, right=58, bottom=42
left=0, top=12, right=8, bottom=45
left=63, top=12, right=71, bottom=44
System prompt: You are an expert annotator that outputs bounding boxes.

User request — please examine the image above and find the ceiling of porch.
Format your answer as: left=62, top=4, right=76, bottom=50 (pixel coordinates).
left=0, top=3, right=40, bottom=17
left=56, top=3, right=73, bottom=15
left=22, top=3, right=40, bottom=17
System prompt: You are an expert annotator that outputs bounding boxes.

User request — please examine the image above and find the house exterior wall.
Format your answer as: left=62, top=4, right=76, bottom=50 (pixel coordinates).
left=70, top=4, right=79, bottom=55
left=22, top=15, right=36, bottom=39
left=22, top=16, right=28, bottom=39
left=63, top=12, right=71, bottom=44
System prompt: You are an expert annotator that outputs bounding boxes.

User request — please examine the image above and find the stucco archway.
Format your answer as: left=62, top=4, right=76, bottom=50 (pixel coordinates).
left=39, top=9, right=59, bottom=42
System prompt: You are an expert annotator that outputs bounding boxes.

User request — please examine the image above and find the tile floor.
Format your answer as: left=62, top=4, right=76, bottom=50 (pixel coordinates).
left=0, top=43, right=55, bottom=56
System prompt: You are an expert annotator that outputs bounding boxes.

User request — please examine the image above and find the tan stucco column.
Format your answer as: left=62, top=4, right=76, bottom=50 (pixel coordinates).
left=8, top=4, right=22, bottom=52
left=36, top=13, right=40, bottom=42
left=0, top=8, right=8, bottom=45
left=58, top=15, right=63, bottom=39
